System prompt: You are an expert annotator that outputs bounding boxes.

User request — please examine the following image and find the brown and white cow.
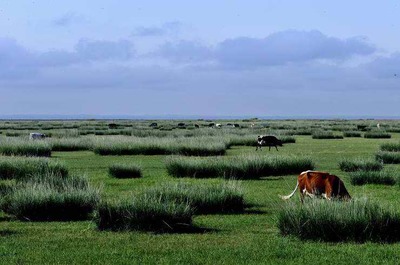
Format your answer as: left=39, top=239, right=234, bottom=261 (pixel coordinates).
left=280, top=170, right=351, bottom=202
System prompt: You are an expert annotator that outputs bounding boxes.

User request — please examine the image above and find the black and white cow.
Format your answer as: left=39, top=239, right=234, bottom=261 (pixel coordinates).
left=256, top=135, right=283, bottom=151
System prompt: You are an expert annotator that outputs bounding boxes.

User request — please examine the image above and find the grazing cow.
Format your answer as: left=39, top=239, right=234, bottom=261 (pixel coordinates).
left=178, top=123, right=185, bottom=127
left=208, top=123, right=215, bottom=127
left=280, top=170, right=351, bottom=202
left=29, top=132, right=46, bottom=140
left=256, top=135, right=283, bottom=151
left=233, top=123, right=240, bottom=128
left=149, top=122, right=158, bottom=127
left=215, top=123, right=222, bottom=128
left=194, top=124, right=200, bottom=128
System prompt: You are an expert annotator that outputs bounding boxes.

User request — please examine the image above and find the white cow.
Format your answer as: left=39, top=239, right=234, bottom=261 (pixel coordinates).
left=215, top=123, right=222, bottom=128
left=29, top=132, right=46, bottom=140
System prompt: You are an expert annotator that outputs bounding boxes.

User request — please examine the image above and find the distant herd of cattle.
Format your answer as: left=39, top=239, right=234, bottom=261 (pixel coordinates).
left=26, top=123, right=352, bottom=202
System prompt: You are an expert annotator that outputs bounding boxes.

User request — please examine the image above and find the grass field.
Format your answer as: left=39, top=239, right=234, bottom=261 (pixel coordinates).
left=0, top=120, right=400, bottom=264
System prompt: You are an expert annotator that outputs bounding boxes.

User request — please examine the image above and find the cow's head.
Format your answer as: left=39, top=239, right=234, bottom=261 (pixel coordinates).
left=277, top=139, right=283, bottom=146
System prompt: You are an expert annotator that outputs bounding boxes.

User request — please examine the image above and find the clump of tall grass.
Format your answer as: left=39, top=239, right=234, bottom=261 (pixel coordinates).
left=145, top=181, right=245, bottom=214
left=349, top=170, right=397, bottom=185
left=109, top=163, right=142, bottom=178
left=312, top=131, right=343, bottom=139
left=0, top=138, right=51, bottom=157
left=277, top=199, right=400, bottom=242
left=0, top=157, right=68, bottom=181
left=94, top=195, right=193, bottom=232
left=92, top=137, right=228, bottom=156
left=48, top=137, right=93, bottom=151
left=343, top=131, right=362, bottom=137
left=364, top=132, right=391, bottom=139
left=166, top=155, right=315, bottom=179
left=339, top=158, right=383, bottom=172
left=2, top=173, right=100, bottom=221
left=376, top=151, right=400, bottom=164
left=380, top=142, right=400, bottom=152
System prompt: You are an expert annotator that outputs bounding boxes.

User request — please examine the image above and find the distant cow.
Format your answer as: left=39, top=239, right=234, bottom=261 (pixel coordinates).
left=280, top=170, right=351, bottom=202
left=178, top=123, right=185, bottom=127
left=149, top=122, right=158, bottom=127
left=208, top=123, right=215, bottom=127
left=256, top=135, right=283, bottom=151
left=215, top=123, right=222, bottom=128
left=29, top=132, right=46, bottom=140
left=233, top=124, right=240, bottom=128
left=194, top=124, right=200, bottom=128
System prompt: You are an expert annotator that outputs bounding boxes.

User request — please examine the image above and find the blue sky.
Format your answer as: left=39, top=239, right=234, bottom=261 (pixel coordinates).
left=0, top=0, right=399, bottom=117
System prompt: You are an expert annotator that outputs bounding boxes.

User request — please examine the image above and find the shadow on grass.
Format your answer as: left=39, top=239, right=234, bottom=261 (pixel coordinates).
left=0, top=229, right=18, bottom=236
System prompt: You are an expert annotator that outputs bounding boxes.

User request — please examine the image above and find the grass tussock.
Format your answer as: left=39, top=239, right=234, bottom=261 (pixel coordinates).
left=166, top=155, right=315, bottom=179
left=343, top=131, right=362, bottom=137
left=312, top=131, right=343, bottom=139
left=145, top=181, right=245, bottom=214
left=92, top=137, right=227, bottom=156
left=277, top=199, right=400, bottom=242
left=0, top=139, right=51, bottom=157
left=2, top=173, right=100, bottom=221
left=108, top=163, right=143, bottom=178
left=349, top=170, right=397, bottom=186
left=0, top=157, right=68, bottom=181
left=364, top=132, right=391, bottom=139
left=380, top=142, right=400, bottom=152
left=94, top=195, right=193, bottom=232
left=339, top=158, right=383, bottom=172
left=48, top=138, right=93, bottom=151
left=376, top=151, right=400, bottom=164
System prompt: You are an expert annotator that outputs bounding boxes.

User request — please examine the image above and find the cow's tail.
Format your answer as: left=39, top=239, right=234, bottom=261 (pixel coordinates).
left=279, top=181, right=299, bottom=200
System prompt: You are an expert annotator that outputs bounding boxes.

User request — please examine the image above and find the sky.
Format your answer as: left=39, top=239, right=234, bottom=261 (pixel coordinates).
left=0, top=0, right=399, bottom=118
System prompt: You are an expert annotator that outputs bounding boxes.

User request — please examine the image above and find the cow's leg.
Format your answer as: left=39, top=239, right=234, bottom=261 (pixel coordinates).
left=275, top=145, right=279, bottom=151
left=268, top=146, right=271, bottom=151
left=322, top=193, right=331, bottom=201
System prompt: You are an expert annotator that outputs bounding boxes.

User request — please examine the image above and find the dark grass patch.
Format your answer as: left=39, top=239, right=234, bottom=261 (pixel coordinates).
left=277, top=199, right=400, bottom=242
left=108, top=163, right=142, bottom=178
left=312, top=131, right=343, bottom=139
left=380, top=142, right=400, bottom=152
left=166, top=155, right=315, bottom=179
left=145, top=181, right=245, bottom=214
left=364, top=132, right=391, bottom=139
left=0, top=157, right=68, bottom=181
left=376, top=151, right=400, bottom=164
left=349, top=170, right=397, bottom=185
left=339, top=158, right=383, bottom=172
left=2, top=174, right=100, bottom=221
left=94, top=196, right=193, bottom=232
left=343, top=131, right=362, bottom=137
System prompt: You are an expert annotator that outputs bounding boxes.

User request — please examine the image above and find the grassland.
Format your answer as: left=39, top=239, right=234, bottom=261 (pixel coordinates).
left=0, top=119, right=400, bottom=264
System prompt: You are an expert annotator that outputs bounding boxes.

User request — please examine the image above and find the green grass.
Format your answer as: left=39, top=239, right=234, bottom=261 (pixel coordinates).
left=166, top=154, right=315, bottom=179
left=339, top=158, right=383, bottom=172
left=144, top=181, right=245, bottom=214
left=0, top=121, right=400, bottom=264
left=380, top=142, right=400, bottom=152
left=312, top=131, right=343, bottom=139
left=376, top=151, right=400, bottom=164
left=364, top=132, right=392, bottom=139
left=108, top=163, right=143, bottom=178
left=278, top=199, right=400, bottom=242
left=92, top=136, right=227, bottom=156
left=0, top=157, right=68, bottom=181
left=94, top=195, right=193, bottom=232
left=2, top=173, right=100, bottom=221
left=343, top=131, right=362, bottom=137
left=349, top=170, right=397, bottom=185
left=0, top=138, right=52, bottom=157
